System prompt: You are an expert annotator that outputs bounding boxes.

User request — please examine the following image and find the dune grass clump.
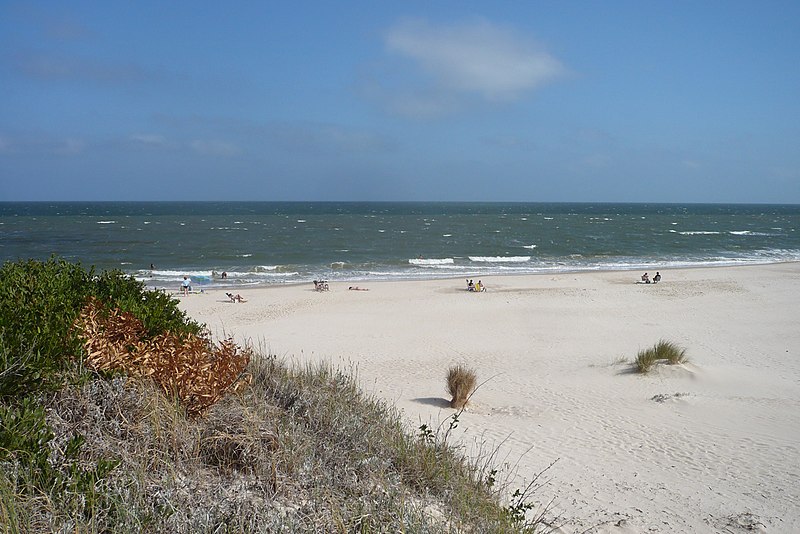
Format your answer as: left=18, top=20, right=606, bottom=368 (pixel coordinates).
left=635, top=347, right=658, bottom=373
left=654, top=339, right=688, bottom=365
left=447, top=365, right=478, bottom=409
left=635, top=339, right=688, bottom=373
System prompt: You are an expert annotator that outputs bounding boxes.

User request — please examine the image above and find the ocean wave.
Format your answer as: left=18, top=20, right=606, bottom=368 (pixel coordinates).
left=97, top=220, right=117, bottom=224
left=730, top=231, right=774, bottom=236
left=408, top=258, right=454, bottom=266
left=672, top=231, right=721, bottom=235
left=469, top=256, right=531, bottom=263
left=522, top=244, right=538, bottom=249
left=150, top=269, right=214, bottom=278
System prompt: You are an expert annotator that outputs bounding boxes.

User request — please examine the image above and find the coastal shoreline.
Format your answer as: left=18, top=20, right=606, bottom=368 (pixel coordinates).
left=152, top=259, right=800, bottom=294
left=178, top=262, right=800, bottom=532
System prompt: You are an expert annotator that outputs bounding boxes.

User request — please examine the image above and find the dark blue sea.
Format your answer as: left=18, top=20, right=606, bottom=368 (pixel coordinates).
left=1, top=202, right=798, bottom=290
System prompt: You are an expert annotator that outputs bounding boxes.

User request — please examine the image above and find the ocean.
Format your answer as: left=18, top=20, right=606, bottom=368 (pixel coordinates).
left=1, top=202, right=798, bottom=290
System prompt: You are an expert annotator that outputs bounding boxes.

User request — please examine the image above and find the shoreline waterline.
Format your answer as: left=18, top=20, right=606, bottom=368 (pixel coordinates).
left=144, top=258, right=800, bottom=293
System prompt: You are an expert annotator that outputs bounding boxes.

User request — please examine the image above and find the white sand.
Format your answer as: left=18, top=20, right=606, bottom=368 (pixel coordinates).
left=178, top=263, right=800, bottom=533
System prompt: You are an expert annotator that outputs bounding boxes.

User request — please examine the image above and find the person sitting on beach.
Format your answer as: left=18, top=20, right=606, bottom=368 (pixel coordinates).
left=181, top=276, right=192, bottom=296
left=467, top=279, right=475, bottom=291
left=348, top=286, right=369, bottom=291
left=653, top=272, right=661, bottom=283
left=641, top=272, right=650, bottom=284
left=226, top=292, right=246, bottom=303
left=477, top=280, right=486, bottom=292
left=313, top=280, right=329, bottom=291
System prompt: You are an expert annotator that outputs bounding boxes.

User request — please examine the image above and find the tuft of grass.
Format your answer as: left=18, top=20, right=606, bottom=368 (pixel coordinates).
left=635, top=340, right=688, bottom=373
left=654, top=339, right=688, bottom=365
left=635, top=347, right=658, bottom=373
left=447, top=365, right=478, bottom=409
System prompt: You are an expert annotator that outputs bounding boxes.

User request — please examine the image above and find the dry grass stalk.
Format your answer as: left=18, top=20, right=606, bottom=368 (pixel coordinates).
left=73, top=297, right=251, bottom=416
left=447, top=365, right=477, bottom=409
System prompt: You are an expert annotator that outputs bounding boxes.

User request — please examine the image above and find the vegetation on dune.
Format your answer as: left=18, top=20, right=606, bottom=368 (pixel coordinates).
left=447, top=365, right=478, bottom=409
left=634, top=339, right=689, bottom=373
left=0, top=258, right=552, bottom=532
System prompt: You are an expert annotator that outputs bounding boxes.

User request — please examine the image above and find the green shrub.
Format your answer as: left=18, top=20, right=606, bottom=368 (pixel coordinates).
left=0, top=397, right=53, bottom=472
left=0, top=257, right=203, bottom=400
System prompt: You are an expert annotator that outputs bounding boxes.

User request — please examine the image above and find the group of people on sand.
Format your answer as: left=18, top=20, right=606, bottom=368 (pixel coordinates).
left=466, top=279, right=487, bottom=292
left=640, top=272, right=662, bottom=284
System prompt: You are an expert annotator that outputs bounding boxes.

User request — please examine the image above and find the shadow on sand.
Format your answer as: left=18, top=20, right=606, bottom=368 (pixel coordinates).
left=411, top=397, right=452, bottom=409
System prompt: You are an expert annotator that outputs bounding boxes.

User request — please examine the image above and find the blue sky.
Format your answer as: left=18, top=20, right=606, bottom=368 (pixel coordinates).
left=1, top=1, right=799, bottom=202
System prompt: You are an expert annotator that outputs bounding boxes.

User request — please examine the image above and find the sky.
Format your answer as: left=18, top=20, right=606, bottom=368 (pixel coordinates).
left=1, top=1, right=799, bottom=203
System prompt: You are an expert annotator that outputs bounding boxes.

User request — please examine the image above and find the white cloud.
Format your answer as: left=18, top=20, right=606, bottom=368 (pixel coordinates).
left=384, top=18, right=566, bottom=102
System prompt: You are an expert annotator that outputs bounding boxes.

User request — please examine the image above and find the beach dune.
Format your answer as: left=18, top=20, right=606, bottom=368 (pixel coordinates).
left=179, top=263, right=800, bottom=533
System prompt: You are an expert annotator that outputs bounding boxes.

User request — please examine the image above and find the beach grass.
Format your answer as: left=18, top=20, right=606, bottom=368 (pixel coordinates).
left=655, top=339, right=688, bottom=365
left=447, top=365, right=478, bottom=409
left=635, top=339, right=688, bottom=373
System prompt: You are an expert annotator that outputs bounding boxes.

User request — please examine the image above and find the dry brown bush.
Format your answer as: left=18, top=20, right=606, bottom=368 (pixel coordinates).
left=73, top=297, right=251, bottom=416
left=447, top=365, right=477, bottom=409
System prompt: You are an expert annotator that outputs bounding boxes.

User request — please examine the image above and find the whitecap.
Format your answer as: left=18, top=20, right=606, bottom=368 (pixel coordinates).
left=469, top=256, right=530, bottom=263
left=409, top=258, right=454, bottom=266
left=730, top=230, right=772, bottom=236
left=97, top=220, right=116, bottom=224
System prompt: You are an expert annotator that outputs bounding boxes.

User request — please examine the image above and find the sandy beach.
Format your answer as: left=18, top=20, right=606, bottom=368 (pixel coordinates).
left=178, top=263, right=800, bottom=533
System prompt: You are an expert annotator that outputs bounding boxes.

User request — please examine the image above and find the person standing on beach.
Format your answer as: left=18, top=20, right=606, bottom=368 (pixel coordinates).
left=181, top=276, right=191, bottom=296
